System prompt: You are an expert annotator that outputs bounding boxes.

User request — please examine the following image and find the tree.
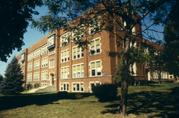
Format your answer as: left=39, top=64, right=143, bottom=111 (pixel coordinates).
left=32, top=0, right=173, bottom=116
left=0, top=0, right=42, bottom=61
left=0, top=57, right=24, bottom=94
left=163, top=0, right=179, bottom=77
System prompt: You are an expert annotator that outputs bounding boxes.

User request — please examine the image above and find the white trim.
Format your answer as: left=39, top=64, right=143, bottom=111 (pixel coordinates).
left=72, top=82, right=84, bottom=92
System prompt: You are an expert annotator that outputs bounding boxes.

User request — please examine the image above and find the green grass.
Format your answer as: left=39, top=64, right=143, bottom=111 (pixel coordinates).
left=0, top=83, right=179, bottom=118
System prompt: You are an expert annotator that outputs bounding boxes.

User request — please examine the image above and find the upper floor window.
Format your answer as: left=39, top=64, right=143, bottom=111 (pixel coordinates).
left=41, top=70, right=49, bottom=80
left=61, top=49, right=70, bottom=63
left=49, top=59, right=55, bottom=68
left=34, top=59, right=40, bottom=70
left=47, top=34, right=55, bottom=50
left=60, top=32, right=71, bottom=47
left=27, top=53, right=33, bottom=61
left=72, top=46, right=84, bottom=60
left=41, top=44, right=48, bottom=55
left=33, top=71, right=40, bottom=80
left=27, top=62, right=32, bottom=71
left=61, top=66, right=69, bottom=79
left=130, top=63, right=137, bottom=76
left=41, top=57, right=48, bottom=68
left=27, top=73, right=32, bottom=81
left=33, top=49, right=41, bottom=58
left=89, top=37, right=101, bottom=55
left=89, top=60, right=102, bottom=77
left=72, top=63, right=84, bottom=78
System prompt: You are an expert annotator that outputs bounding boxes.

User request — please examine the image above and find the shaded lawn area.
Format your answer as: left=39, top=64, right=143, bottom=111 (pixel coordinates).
left=0, top=83, right=179, bottom=118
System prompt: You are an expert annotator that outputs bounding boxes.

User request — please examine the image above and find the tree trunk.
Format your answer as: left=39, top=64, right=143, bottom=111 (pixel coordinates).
left=121, top=79, right=128, bottom=116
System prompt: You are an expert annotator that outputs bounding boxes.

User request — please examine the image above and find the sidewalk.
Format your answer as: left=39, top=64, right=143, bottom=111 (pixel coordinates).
left=25, top=86, right=50, bottom=93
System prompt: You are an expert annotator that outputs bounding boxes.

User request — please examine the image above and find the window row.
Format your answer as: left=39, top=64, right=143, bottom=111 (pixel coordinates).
left=26, top=70, right=49, bottom=81
left=60, top=81, right=101, bottom=92
left=60, top=60, right=102, bottom=79
left=27, top=58, right=55, bottom=71
left=60, top=37, right=101, bottom=63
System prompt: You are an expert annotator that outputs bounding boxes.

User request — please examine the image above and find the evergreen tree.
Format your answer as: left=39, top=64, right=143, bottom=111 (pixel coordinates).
left=0, top=57, right=24, bottom=94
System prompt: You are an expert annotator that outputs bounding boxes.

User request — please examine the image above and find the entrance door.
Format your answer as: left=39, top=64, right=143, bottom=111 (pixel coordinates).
left=50, top=73, right=54, bottom=86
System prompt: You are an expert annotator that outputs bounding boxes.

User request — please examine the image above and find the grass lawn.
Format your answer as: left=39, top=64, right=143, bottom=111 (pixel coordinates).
left=0, top=83, right=179, bottom=118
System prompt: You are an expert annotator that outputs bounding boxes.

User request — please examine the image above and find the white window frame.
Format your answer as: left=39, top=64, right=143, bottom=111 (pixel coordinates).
left=41, top=70, right=49, bottom=80
left=61, top=49, right=70, bottom=63
left=60, top=66, right=70, bottom=79
left=60, top=82, right=70, bottom=92
left=27, top=62, right=32, bottom=71
left=72, top=63, right=84, bottom=78
left=89, top=60, right=102, bottom=77
left=72, top=46, right=84, bottom=60
left=33, top=71, right=40, bottom=81
left=34, top=59, right=40, bottom=70
left=89, top=37, right=102, bottom=55
left=49, top=58, right=55, bottom=68
left=72, top=82, right=84, bottom=92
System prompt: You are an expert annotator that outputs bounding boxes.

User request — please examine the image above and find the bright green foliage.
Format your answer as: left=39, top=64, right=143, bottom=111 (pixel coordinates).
left=0, top=57, right=24, bottom=94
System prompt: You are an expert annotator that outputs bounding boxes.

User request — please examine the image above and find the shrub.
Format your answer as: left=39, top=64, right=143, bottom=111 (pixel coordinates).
left=26, top=83, right=33, bottom=90
left=34, top=83, right=40, bottom=88
left=92, top=84, right=118, bottom=101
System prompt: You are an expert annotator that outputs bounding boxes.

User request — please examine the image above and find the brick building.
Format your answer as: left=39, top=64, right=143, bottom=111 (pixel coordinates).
left=17, top=12, right=174, bottom=92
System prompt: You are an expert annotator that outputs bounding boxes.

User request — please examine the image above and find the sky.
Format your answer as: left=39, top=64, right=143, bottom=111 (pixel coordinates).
left=0, top=6, right=48, bottom=76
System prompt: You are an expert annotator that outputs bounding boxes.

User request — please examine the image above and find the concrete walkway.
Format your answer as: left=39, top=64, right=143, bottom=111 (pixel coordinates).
left=25, top=86, right=50, bottom=93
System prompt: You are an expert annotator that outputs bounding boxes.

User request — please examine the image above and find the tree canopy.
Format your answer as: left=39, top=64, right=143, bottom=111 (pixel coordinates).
left=0, top=0, right=42, bottom=61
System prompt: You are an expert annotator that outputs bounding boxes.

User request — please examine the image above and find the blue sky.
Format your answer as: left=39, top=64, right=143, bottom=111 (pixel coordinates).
left=0, top=6, right=48, bottom=76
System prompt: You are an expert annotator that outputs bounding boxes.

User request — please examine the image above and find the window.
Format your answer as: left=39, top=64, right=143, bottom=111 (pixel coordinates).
left=33, top=71, right=39, bottom=80
left=61, top=49, right=70, bottom=63
left=41, top=44, right=48, bottom=55
left=89, top=60, right=102, bottom=77
left=47, top=34, right=55, bottom=49
left=27, top=73, right=32, bottom=81
left=60, top=83, right=69, bottom=92
left=27, top=62, right=32, bottom=71
left=72, top=46, right=84, bottom=60
left=130, top=63, right=137, bottom=76
left=61, top=66, right=69, bottom=79
left=60, top=32, right=71, bottom=47
left=89, top=37, right=101, bottom=55
left=72, top=63, right=84, bottom=78
left=132, top=26, right=136, bottom=35
left=27, top=53, right=33, bottom=61
left=72, top=82, right=84, bottom=92
left=49, top=59, right=55, bottom=68
left=41, top=70, right=48, bottom=80
left=33, top=49, right=41, bottom=58
left=34, top=60, right=40, bottom=70
left=41, top=58, right=48, bottom=68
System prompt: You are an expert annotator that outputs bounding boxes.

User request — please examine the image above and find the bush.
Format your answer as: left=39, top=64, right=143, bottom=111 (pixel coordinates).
left=92, top=84, right=118, bottom=101
left=26, top=83, right=33, bottom=90
left=34, top=83, right=40, bottom=88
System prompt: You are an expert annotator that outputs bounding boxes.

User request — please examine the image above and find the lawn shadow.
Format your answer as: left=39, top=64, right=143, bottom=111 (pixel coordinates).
left=0, top=92, right=92, bottom=111
left=102, top=86, right=179, bottom=117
